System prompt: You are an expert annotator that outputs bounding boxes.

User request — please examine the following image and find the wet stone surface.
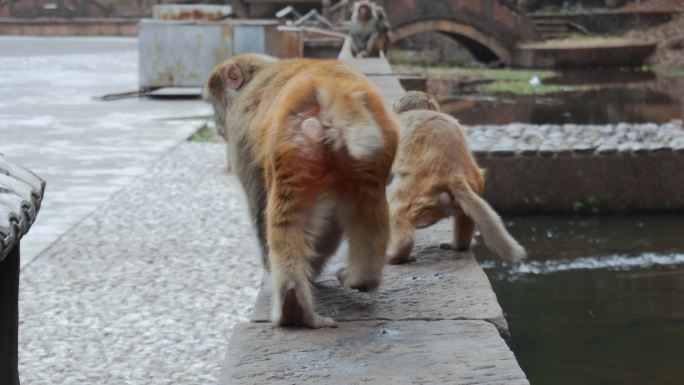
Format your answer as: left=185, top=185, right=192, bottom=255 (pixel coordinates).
left=463, top=121, right=684, bottom=156
left=252, top=221, right=509, bottom=338
left=220, top=320, right=529, bottom=385
left=19, top=143, right=261, bottom=385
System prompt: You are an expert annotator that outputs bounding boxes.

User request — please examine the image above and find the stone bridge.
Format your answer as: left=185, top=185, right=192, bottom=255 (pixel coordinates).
left=379, top=0, right=539, bottom=65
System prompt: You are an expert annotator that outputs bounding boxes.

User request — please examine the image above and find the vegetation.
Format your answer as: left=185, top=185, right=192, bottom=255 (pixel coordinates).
left=188, top=124, right=218, bottom=142
left=393, top=63, right=575, bottom=95
left=650, top=64, right=684, bottom=77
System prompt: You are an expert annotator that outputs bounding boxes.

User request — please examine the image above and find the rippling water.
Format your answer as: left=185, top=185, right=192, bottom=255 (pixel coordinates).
left=475, top=215, right=684, bottom=385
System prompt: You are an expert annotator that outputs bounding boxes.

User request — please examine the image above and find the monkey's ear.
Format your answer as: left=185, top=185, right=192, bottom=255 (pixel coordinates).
left=428, top=98, right=441, bottom=112
left=222, top=63, right=245, bottom=90
left=391, top=99, right=399, bottom=114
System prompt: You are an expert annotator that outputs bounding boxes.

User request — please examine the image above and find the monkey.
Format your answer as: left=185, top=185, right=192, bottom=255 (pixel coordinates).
left=224, top=56, right=399, bottom=328
left=348, top=0, right=390, bottom=58
left=203, top=53, right=279, bottom=170
left=387, top=91, right=526, bottom=265
left=392, top=90, right=441, bottom=114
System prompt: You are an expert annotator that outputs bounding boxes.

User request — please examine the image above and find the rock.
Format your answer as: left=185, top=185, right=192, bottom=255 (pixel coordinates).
left=671, top=138, right=684, bottom=153
left=617, top=142, right=634, bottom=154
left=490, top=138, right=518, bottom=157
left=538, top=142, right=556, bottom=157
left=572, top=143, right=595, bottom=155
left=597, top=143, right=618, bottom=155
left=648, top=143, right=672, bottom=153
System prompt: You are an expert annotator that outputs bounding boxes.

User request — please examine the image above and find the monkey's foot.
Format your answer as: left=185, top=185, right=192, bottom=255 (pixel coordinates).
left=278, top=287, right=337, bottom=329
left=387, top=254, right=416, bottom=265
left=277, top=314, right=337, bottom=329
left=336, top=268, right=380, bottom=292
left=387, top=237, right=415, bottom=265
left=440, top=242, right=472, bottom=252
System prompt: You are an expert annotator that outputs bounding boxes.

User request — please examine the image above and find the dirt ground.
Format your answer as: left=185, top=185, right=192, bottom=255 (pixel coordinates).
left=620, top=0, right=684, bottom=12
left=627, top=13, right=684, bottom=68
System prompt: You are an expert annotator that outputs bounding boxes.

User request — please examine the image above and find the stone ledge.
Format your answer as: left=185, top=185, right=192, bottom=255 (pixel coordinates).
left=252, top=223, right=509, bottom=339
left=479, top=151, right=684, bottom=212
left=220, top=320, right=529, bottom=385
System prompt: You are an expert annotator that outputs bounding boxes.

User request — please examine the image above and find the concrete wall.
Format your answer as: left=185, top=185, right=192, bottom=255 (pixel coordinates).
left=478, top=151, right=684, bottom=213
left=0, top=18, right=138, bottom=36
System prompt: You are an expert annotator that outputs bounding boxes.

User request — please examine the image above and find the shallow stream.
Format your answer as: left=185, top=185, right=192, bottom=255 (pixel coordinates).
left=475, top=215, right=684, bottom=385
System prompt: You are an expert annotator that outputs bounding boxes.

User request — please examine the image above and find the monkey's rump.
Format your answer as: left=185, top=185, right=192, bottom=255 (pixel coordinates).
left=301, top=117, right=323, bottom=141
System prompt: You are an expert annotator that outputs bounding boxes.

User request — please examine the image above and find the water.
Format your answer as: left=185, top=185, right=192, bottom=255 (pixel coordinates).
left=475, top=215, right=684, bottom=385
left=437, top=69, right=683, bottom=125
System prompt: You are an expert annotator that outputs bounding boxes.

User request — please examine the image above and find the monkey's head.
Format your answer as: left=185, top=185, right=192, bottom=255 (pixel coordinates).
left=392, top=91, right=441, bottom=114
left=204, top=53, right=278, bottom=136
left=353, top=1, right=373, bottom=22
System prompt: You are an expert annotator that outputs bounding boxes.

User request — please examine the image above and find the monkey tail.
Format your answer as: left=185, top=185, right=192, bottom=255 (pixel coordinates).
left=313, top=79, right=387, bottom=161
left=453, top=185, right=526, bottom=262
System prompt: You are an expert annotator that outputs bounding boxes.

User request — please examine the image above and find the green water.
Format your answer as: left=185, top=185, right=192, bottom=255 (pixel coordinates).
left=475, top=215, right=684, bottom=385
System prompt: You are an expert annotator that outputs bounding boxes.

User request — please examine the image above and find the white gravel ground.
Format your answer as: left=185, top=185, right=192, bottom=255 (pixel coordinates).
left=19, top=142, right=262, bottom=385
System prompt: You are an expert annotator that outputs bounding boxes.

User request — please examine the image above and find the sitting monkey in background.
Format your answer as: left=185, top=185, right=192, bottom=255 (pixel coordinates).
left=349, top=0, right=390, bottom=58
left=387, top=91, right=526, bottom=264
left=222, top=56, right=399, bottom=328
left=203, top=53, right=279, bottom=170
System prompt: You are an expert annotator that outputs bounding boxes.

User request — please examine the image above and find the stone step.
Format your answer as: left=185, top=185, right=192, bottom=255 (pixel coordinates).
left=251, top=246, right=509, bottom=338
left=220, top=320, right=529, bottom=385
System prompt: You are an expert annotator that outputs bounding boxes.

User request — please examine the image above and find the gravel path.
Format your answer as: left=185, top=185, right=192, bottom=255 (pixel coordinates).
left=19, top=142, right=261, bottom=385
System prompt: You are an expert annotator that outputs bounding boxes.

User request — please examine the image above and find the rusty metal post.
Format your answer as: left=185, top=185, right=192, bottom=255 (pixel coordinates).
left=322, top=0, right=331, bottom=20
left=0, top=245, right=20, bottom=385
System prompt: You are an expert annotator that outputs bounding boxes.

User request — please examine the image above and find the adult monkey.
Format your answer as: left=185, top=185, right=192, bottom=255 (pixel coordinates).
left=223, top=56, right=399, bottom=328
left=349, top=0, right=390, bottom=58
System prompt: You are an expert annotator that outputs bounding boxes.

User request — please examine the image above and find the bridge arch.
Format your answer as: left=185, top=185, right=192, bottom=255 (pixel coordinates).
left=389, top=19, right=512, bottom=65
left=379, top=0, right=540, bottom=66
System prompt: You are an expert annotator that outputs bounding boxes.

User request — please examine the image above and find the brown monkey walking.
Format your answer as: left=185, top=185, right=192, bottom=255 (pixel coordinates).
left=203, top=53, right=279, bottom=170
left=387, top=91, right=525, bottom=264
left=223, top=57, right=399, bottom=328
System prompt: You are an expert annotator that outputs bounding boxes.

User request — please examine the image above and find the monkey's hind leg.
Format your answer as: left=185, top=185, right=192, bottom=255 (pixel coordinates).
left=266, top=189, right=336, bottom=329
left=440, top=214, right=475, bottom=252
left=337, top=196, right=389, bottom=291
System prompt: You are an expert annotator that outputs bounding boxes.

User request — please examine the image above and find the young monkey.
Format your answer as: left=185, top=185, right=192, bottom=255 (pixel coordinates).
left=224, top=57, right=399, bottom=329
left=387, top=91, right=526, bottom=264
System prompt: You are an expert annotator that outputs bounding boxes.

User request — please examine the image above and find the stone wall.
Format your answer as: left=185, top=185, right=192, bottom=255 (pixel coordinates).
left=464, top=122, right=684, bottom=212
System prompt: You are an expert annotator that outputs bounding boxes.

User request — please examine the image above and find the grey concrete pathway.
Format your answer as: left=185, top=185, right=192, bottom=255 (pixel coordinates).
left=19, top=142, right=261, bottom=385
left=0, top=37, right=211, bottom=265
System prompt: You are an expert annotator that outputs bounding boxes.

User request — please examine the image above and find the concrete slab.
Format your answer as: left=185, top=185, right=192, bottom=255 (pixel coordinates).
left=0, top=37, right=212, bottom=266
left=365, top=75, right=407, bottom=106
left=220, top=320, right=529, bottom=385
left=342, top=57, right=395, bottom=75
left=251, top=221, right=509, bottom=337
left=339, top=56, right=405, bottom=106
